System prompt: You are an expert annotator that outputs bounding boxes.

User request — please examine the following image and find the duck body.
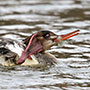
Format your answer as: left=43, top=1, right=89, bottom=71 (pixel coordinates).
left=0, top=31, right=58, bottom=66
left=0, top=38, right=57, bottom=66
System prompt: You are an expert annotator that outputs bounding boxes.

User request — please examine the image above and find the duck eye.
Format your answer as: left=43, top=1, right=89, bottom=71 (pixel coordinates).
left=44, top=33, right=50, bottom=38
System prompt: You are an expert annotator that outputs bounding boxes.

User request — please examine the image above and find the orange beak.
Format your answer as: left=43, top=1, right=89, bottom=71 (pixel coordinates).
left=55, top=30, right=79, bottom=42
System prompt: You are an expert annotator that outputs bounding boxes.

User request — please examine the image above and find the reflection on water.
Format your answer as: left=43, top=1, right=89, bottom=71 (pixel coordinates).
left=0, top=0, right=90, bottom=90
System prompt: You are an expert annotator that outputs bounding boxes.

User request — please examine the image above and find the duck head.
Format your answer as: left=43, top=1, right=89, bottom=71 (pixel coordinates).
left=17, top=30, right=79, bottom=64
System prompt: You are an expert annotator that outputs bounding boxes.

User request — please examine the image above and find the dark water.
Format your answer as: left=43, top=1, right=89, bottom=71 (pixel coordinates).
left=0, top=0, right=90, bottom=90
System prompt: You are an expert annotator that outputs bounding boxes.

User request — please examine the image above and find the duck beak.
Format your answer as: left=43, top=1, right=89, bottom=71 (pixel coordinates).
left=54, top=30, right=79, bottom=42
left=17, top=33, right=43, bottom=64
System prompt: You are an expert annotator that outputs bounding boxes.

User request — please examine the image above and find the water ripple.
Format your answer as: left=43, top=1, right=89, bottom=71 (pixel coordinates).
left=0, top=0, right=90, bottom=90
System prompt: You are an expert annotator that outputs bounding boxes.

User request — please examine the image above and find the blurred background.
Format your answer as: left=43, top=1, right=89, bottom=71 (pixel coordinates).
left=0, top=0, right=90, bottom=90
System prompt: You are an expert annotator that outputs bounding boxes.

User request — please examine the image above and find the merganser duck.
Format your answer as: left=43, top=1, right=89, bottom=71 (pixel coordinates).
left=0, top=30, right=79, bottom=67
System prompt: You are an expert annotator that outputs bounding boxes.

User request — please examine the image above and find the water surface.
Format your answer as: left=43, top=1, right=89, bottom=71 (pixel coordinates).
left=0, top=0, right=90, bottom=90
